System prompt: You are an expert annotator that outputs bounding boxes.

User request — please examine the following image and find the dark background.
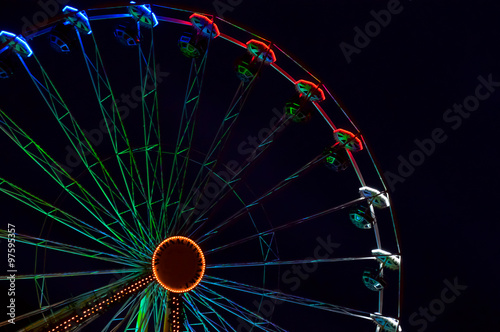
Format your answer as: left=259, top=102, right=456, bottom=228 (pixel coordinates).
left=1, top=0, right=500, bottom=331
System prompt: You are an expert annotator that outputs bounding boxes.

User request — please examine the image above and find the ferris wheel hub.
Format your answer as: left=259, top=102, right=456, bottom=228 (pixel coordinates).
left=152, top=236, right=205, bottom=293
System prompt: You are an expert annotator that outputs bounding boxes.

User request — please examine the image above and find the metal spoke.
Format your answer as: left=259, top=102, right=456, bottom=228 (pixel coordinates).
left=0, top=108, right=142, bottom=249
left=204, top=197, right=366, bottom=255
left=192, top=153, right=325, bottom=241
left=0, top=268, right=141, bottom=280
left=180, top=87, right=291, bottom=237
left=0, top=271, right=139, bottom=328
left=195, top=285, right=288, bottom=332
left=184, top=292, right=226, bottom=332
left=0, top=230, right=142, bottom=267
left=74, top=31, right=152, bottom=243
left=136, top=24, right=165, bottom=244
left=203, top=275, right=373, bottom=321
left=0, top=177, right=141, bottom=258
left=164, top=53, right=210, bottom=235
left=207, top=256, right=377, bottom=269
left=14, top=54, right=148, bottom=252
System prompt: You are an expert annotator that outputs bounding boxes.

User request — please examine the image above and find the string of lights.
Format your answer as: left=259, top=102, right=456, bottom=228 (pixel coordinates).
left=43, top=274, right=154, bottom=332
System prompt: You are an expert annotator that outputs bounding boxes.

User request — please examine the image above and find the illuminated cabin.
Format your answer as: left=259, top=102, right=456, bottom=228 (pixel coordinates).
left=114, top=24, right=140, bottom=46
left=349, top=202, right=374, bottom=229
left=179, top=14, right=219, bottom=58
left=323, top=143, right=350, bottom=171
left=234, top=39, right=275, bottom=82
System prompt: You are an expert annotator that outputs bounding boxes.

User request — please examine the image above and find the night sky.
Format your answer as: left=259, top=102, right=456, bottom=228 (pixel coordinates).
left=1, top=1, right=500, bottom=331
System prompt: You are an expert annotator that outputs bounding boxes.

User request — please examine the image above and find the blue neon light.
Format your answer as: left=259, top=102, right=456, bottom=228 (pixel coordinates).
left=62, top=6, right=92, bottom=34
left=134, top=5, right=159, bottom=27
left=0, top=31, right=33, bottom=57
left=62, top=6, right=78, bottom=12
left=142, top=5, right=159, bottom=27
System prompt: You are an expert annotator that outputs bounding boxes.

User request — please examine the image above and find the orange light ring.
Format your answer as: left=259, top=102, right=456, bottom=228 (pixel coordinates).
left=152, top=236, right=206, bottom=293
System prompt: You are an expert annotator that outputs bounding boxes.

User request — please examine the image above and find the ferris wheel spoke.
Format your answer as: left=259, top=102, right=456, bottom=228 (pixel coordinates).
left=130, top=288, right=154, bottom=332
left=36, top=273, right=146, bottom=323
left=0, top=81, right=131, bottom=225
left=193, top=153, right=324, bottom=242
left=206, top=256, right=377, bottom=269
left=187, top=290, right=237, bottom=331
left=164, top=55, right=207, bottom=202
left=70, top=275, right=154, bottom=332
left=0, top=137, right=148, bottom=257
left=0, top=230, right=143, bottom=267
left=145, top=287, right=173, bottom=332
left=19, top=53, right=140, bottom=217
left=175, top=83, right=244, bottom=229
left=101, top=291, right=144, bottom=332
left=177, top=81, right=258, bottom=231
left=207, top=87, right=334, bottom=195
left=178, top=62, right=276, bottom=233
left=0, top=108, right=127, bottom=223
left=183, top=296, right=214, bottom=331
left=0, top=268, right=141, bottom=281
left=205, top=196, right=366, bottom=255
left=227, top=108, right=291, bottom=173
left=148, top=286, right=168, bottom=332
left=199, top=82, right=246, bottom=162
left=202, top=275, right=373, bottom=321
left=16, top=54, right=150, bottom=247
left=136, top=28, right=166, bottom=244
left=181, top=111, right=293, bottom=237
left=191, top=148, right=323, bottom=242
left=0, top=270, right=140, bottom=328
left=185, top=322, right=197, bottom=332
left=164, top=54, right=210, bottom=235
left=182, top=78, right=256, bottom=190
left=194, top=285, right=288, bottom=332
left=183, top=292, right=230, bottom=332
left=0, top=177, right=146, bottom=259
left=74, top=31, right=155, bottom=240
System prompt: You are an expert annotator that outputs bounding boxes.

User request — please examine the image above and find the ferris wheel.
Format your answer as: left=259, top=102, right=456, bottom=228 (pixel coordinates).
left=0, top=3, right=402, bottom=331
